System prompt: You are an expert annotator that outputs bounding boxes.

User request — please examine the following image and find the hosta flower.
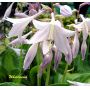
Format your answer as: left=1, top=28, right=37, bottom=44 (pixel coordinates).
left=5, top=10, right=45, bottom=38
left=29, top=12, right=75, bottom=64
left=23, top=12, right=75, bottom=70
left=74, top=14, right=89, bottom=60
left=54, top=3, right=72, bottom=17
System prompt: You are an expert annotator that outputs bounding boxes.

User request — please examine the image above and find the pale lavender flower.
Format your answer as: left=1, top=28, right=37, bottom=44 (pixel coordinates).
left=23, top=12, right=75, bottom=71
left=74, top=14, right=89, bottom=60
left=28, top=12, right=75, bottom=64
left=5, top=10, right=45, bottom=38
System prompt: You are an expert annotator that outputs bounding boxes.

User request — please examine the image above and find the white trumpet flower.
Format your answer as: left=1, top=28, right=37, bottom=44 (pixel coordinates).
left=5, top=10, right=45, bottom=38
left=28, top=12, right=75, bottom=64
left=74, top=14, right=89, bottom=60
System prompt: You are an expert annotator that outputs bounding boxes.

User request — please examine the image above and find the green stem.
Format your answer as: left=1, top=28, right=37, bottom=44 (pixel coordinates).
left=36, top=49, right=41, bottom=86
left=37, top=66, right=41, bottom=86
left=45, top=63, right=51, bottom=86
left=61, top=64, right=68, bottom=83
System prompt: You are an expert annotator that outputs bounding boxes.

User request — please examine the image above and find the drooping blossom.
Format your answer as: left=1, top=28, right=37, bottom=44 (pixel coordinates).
left=74, top=14, right=89, bottom=60
left=5, top=10, right=45, bottom=38
left=23, top=12, right=75, bottom=71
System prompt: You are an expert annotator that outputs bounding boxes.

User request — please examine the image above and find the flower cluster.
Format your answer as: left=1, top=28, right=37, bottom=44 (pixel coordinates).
left=2, top=2, right=90, bottom=77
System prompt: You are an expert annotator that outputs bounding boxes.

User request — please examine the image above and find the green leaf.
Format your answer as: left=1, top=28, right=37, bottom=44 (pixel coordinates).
left=29, top=66, right=38, bottom=85
left=66, top=73, right=90, bottom=83
left=1, top=47, right=20, bottom=73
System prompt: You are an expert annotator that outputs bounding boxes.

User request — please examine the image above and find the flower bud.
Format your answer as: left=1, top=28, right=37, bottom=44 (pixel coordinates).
left=60, top=5, right=72, bottom=17
left=38, top=51, right=52, bottom=77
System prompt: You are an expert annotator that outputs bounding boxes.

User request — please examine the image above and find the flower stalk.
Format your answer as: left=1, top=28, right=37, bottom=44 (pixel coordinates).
left=61, top=63, right=68, bottom=83
left=45, top=63, right=51, bottom=86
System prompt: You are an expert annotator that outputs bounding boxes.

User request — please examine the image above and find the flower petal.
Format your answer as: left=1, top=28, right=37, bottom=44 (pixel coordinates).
left=82, top=21, right=88, bottom=41
left=23, top=44, right=38, bottom=70
left=54, top=50, right=62, bottom=71
left=81, top=41, right=87, bottom=60
left=3, top=3, right=14, bottom=20
left=28, top=25, right=50, bottom=44
left=72, top=32, right=79, bottom=58
left=33, top=19, right=50, bottom=30
left=62, top=28, right=75, bottom=37
left=65, top=38, right=72, bottom=64
left=38, top=51, right=52, bottom=77
left=41, top=41, right=50, bottom=55
left=55, top=20, right=75, bottom=37
left=8, top=17, right=31, bottom=37
left=55, top=20, right=62, bottom=27
left=9, top=37, right=27, bottom=46
left=54, top=26, right=68, bottom=55
left=14, top=12, right=28, bottom=18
